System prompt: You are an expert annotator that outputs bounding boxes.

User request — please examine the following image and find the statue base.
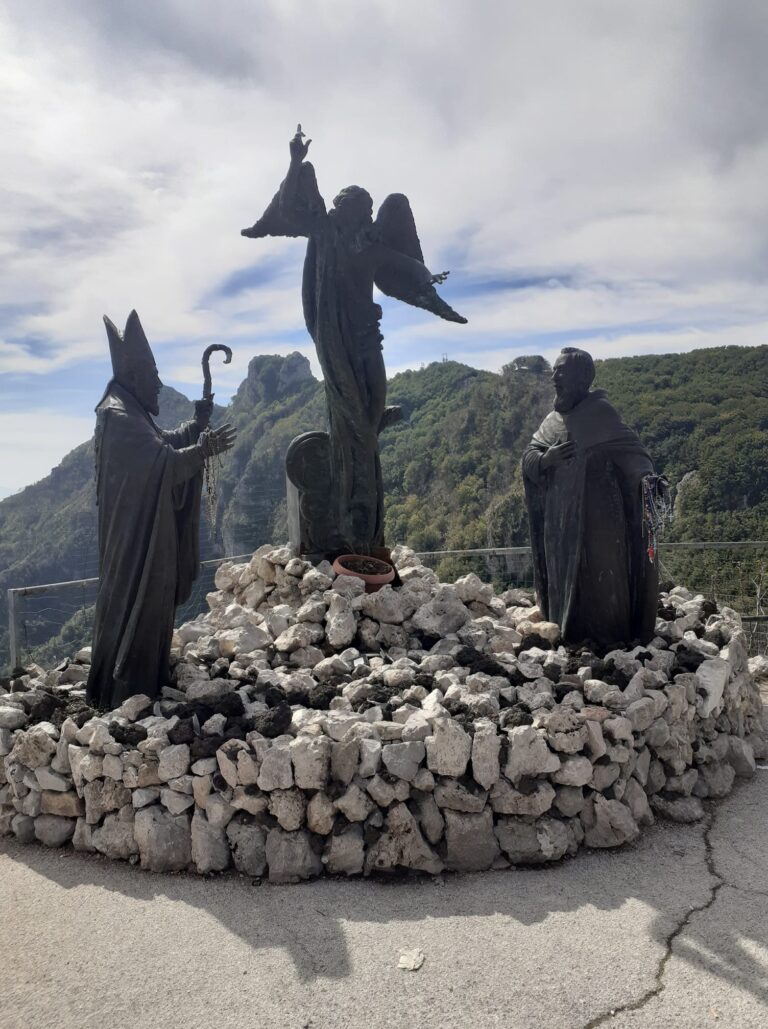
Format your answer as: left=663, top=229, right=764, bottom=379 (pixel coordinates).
left=286, top=431, right=338, bottom=561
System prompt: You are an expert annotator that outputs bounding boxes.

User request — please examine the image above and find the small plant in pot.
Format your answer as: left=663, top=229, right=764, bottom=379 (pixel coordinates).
left=332, top=552, right=396, bottom=593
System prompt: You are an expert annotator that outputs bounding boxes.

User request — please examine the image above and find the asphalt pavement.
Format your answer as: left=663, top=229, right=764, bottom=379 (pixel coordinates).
left=2, top=772, right=767, bottom=1029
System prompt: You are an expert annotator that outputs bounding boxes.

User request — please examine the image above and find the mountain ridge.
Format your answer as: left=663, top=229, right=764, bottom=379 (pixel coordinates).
left=1, top=343, right=766, bottom=670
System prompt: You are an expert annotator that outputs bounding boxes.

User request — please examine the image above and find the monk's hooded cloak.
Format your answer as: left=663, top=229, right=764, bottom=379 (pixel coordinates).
left=522, top=389, right=658, bottom=648
left=86, top=383, right=203, bottom=709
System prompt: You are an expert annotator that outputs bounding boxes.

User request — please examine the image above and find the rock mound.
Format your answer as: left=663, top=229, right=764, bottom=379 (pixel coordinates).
left=1, top=545, right=765, bottom=881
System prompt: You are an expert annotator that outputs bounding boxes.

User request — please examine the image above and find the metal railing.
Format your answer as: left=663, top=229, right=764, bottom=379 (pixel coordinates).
left=6, top=542, right=768, bottom=672
left=5, top=553, right=254, bottom=673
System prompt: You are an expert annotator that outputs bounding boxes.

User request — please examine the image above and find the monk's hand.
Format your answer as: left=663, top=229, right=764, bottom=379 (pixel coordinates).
left=199, top=423, right=237, bottom=458
left=541, top=440, right=576, bottom=471
left=193, top=398, right=214, bottom=431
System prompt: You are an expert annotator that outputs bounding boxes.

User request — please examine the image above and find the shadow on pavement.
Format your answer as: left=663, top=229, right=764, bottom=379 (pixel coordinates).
left=2, top=777, right=767, bottom=1000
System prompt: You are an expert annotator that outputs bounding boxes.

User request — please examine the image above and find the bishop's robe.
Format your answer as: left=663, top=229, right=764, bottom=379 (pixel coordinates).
left=522, top=389, right=658, bottom=648
left=86, top=383, right=204, bottom=709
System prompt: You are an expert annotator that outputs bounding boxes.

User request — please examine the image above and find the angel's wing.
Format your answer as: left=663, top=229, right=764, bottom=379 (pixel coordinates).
left=373, top=193, right=467, bottom=324
left=374, top=193, right=424, bottom=263
left=241, top=162, right=326, bottom=239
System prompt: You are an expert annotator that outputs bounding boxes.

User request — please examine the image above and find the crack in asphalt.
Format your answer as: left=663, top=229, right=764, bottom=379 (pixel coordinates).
left=582, top=807, right=725, bottom=1028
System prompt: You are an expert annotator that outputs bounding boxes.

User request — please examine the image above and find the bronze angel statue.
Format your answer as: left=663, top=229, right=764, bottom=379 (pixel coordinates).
left=241, top=126, right=467, bottom=557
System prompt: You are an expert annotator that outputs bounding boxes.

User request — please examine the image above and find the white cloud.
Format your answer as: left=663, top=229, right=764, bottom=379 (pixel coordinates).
left=0, top=0, right=766, bottom=485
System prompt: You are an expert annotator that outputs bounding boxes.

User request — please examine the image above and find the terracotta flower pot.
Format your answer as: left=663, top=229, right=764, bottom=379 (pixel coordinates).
left=332, top=553, right=396, bottom=594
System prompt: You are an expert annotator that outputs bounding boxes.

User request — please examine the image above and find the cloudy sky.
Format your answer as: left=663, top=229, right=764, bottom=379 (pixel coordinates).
left=1, top=0, right=766, bottom=494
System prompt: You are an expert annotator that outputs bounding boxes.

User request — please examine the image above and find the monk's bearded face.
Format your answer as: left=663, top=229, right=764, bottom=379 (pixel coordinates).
left=552, top=358, right=590, bottom=413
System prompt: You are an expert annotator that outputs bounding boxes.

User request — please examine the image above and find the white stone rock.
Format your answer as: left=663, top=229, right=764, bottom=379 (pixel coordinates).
left=695, top=658, right=729, bottom=718
left=215, top=740, right=248, bottom=788
left=381, top=741, right=425, bottom=782
left=8, top=726, right=56, bottom=768
left=504, top=725, right=561, bottom=784
left=582, top=795, right=640, bottom=847
left=325, top=593, right=357, bottom=649
left=274, top=622, right=323, bottom=653
left=453, top=573, right=494, bottom=606
left=191, top=811, right=230, bottom=873
left=217, top=624, right=271, bottom=658
left=114, top=695, right=153, bottom=721
left=425, top=718, right=471, bottom=777
left=34, top=814, right=75, bottom=847
left=265, top=827, right=322, bottom=883
left=40, top=790, right=84, bottom=818
left=324, top=825, right=365, bottom=876
left=226, top=817, right=267, bottom=876
left=157, top=744, right=190, bottom=782
left=411, top=586, right=471, bottom=636
left=257, top=738, right=294, bottom=791
left=364, top=802, right=443, bottom=875
left=443, top=808, right=499, bottom=872
left=290, top=734, right=331, bottom=790
left=360, top=586, right=406, bottom=624
left=132, top=787, right=160, bottom=809
left=160, top=788, right=195, bottom=815
left=335, top=783, right=374, bottom=822
left=471, top=719, right=501, bottom=789
left=186, top=679, right=233, bottom=704
left=34, top=766, right=69, bottom=792
left=401, top=711, right=431, bottom=743
left=357, top=737, right=382, bottom=778
left=92, top=808, right=139, bottom=861
left=205, top=792, right=235, bottom=829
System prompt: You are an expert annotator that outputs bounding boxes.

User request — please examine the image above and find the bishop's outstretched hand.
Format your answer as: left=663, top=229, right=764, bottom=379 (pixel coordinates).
left=199, top=423, right=237, bottom=458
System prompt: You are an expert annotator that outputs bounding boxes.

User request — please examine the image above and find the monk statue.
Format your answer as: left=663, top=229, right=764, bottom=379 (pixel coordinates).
left=86, top=311, right=236, bottom=709
left=241, top=125, right=466, bottom=557
left=522, top=347, right=667, bottom=648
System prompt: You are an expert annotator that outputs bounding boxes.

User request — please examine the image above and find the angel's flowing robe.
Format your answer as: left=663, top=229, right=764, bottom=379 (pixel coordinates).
left=522, top=389, right=658, bottom=648
left=86, top=383, right=204, bottom=709
left=246, top=163, right=460, bottom=554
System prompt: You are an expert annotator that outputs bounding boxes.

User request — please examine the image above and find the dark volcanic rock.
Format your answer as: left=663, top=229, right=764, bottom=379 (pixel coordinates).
left=109, top=721, right=148, bottom=746
left=264, top=685, right=287, bottom=708
left=455, top=646, right=511, bottom=680
left=499, top=706, right=533, bottom=729
left=61, top=699, right=96, bottom=728
left=518, top=633, right=552, bottom=652
left=250, top=702, right=292, bottom=738
left=190, top=734, right=228, bottom=760
left=674, top=643, right=707, bottom=673
left=213, top=692, right=245, bottom=717
left=20, top=690, right=65, bottom=723
left=307, top=684, right=340, bottom=710
left=168, top=718, right=197, bottom=745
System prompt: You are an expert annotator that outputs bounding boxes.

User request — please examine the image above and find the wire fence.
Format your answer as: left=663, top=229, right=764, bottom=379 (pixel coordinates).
left=415, top=543, right=768, bottom=657
left=6, top=541, right=767, bottom=673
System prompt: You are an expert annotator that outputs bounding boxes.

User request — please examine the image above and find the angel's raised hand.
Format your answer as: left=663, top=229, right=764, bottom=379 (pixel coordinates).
left=289, top=124, right=311, bottom=162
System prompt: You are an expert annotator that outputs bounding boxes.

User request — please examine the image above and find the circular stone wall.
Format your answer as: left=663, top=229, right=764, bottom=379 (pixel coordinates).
left=1, top=544, right=765, bottom=882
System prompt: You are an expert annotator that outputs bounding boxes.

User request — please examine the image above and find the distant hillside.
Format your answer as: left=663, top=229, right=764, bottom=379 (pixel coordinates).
left=1, top=344, right=766, bottom=670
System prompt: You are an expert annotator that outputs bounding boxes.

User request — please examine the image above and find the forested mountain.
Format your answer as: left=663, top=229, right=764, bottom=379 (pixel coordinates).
left=1, top=344, right=766, bottom=670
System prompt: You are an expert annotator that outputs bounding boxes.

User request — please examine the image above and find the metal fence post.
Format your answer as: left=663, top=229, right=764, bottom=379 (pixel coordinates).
left=8, top=589, right=20, bottom=672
